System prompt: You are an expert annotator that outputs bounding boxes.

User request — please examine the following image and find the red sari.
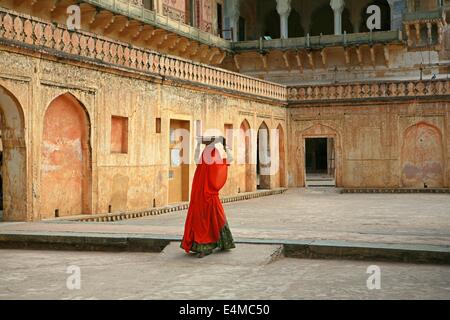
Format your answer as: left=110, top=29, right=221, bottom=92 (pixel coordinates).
left=181, top=146, right=235, bottom=253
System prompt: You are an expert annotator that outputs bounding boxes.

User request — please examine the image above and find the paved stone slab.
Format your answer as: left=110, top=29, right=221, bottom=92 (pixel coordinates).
left=0, top=248, right=449, bottom=300
left=163, top=243, right=284, bottom=266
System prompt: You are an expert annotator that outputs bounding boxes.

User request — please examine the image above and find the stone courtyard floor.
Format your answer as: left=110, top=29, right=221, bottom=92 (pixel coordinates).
left=0, top=188, right=449, bottom=246
left=0, top=245, right=449, bottom=299
left=0, top=188, right=449, bottom=299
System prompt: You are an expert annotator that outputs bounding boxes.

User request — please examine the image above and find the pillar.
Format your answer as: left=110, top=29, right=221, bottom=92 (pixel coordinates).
left=330, top=0, right=345, bottom=35
left=276, top=0, right=292, bottom=39
left=387, top=0, right=407, bottom=31
left=224, top=0, right=240, bottom=41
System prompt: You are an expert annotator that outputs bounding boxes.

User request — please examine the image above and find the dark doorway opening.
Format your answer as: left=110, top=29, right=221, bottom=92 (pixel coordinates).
left=305, top=138, right=335, bottom=187
left=306, top=138, right=327, bottom=174
left=217, top=3, right=223, bottom=37
left=239, top=16, right=246, bottom=41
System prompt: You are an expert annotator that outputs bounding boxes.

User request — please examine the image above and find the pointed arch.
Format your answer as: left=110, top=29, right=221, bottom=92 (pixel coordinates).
left=299, top=123, right=342, bottom=187
left=257, top=121, right=271, bottom=189
left=0, top=85, right=27, bottom=221
left=277, top=123, right=286, bottom=188
left=239, top=119, right=253, bottom=192
left=40, top=92, right=92, bottom=218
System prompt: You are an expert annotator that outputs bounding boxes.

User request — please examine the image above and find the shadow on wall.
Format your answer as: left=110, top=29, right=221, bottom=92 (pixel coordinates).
left=0, top=85, right=27, bottom=222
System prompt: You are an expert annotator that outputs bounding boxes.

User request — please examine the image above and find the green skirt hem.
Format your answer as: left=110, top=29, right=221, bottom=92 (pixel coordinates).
left=182, top=223, right=236, bottom=254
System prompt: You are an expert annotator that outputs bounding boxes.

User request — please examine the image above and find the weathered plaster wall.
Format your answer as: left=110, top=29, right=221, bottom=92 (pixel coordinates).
left=288, top=101, right=450, bottom=188
left=40, top=94, right=91, bottom=218
left=0, top=48, right=287, bottom=221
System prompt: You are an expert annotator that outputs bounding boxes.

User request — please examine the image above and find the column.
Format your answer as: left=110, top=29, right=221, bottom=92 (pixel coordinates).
left=276, top=0, right=292, bottom=39
left=330, top=0, right=345, bottom=35
left=224, top=0, right=240, bottom=41
left=387, top=0, right=407, bottom=31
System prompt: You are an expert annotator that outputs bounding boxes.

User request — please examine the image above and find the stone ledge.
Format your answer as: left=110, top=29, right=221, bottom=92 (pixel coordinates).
left=0, top=232, right=170, bottom=253
left=50, top=188, right=288, bottom=223
left=341, top=188, right=450, bottom=194
left=0, top=231, right=448, bottom=265
left=283, top=240, right=450, bottom=265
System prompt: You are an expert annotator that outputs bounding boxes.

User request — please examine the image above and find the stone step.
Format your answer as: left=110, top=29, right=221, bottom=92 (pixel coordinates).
left=0, top=231, right=449, bottom=265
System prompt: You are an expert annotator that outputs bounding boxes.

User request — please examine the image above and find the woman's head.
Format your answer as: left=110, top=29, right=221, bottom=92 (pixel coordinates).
left=201, top=144, right=224, bottom=165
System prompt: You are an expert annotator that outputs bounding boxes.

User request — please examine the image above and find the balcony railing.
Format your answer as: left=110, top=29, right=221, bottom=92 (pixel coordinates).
left=233, top=30, right=403, bottom=52
left=288, top=79, right=449, bottom=103
left=403, top=8, right=446, bottom=22
left=0, top=7, right=286, bottom=101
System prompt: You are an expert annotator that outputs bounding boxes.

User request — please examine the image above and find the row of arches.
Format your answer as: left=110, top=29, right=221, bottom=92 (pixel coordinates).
left=0, top=84, right=288, bottom=221
left=0, top=86, right=91, bottom=221
left=239, top=119, right=286, bottom=192
left=240, top=0, right=392, bottom=40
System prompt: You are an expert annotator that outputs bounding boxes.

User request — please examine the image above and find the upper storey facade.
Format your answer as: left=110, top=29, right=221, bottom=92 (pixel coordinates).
left=221, top=0, right=450, bottom=84
left=0, top=0, right=231, bottom=65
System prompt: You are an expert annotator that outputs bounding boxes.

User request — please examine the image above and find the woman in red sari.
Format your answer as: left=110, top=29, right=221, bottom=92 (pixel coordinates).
left=181, top=137, right=235, bottom=258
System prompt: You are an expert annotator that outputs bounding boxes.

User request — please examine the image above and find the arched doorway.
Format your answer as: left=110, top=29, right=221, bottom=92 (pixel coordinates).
left=40, top=93, right=92, bottom=218
left=288, top=9, right=304, bottom=38
left=264, top=9, right=280, bottom=39
left=239, top=119, right=252, bottom=192
left=311, top=4, right=353, bottom=35
left=401, top=122, right=444, bottom=188
left=263, top=9, right=305, bottom=39
left=0, top=85, right=27, bottom=221
left=277, top=124, right=286, bottom=187
left=359, top=0, right=391, bottom=32
left=300, top=123, right=341, bottom=188
left=257, top=121, right=271, bottom=189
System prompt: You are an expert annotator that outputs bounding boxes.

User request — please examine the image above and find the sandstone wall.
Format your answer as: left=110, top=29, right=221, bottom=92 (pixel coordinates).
left=288, top=100, right=450, bottom=188
left=0, top=49, right=287, bottom=221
